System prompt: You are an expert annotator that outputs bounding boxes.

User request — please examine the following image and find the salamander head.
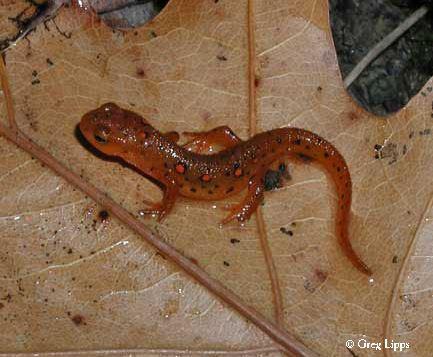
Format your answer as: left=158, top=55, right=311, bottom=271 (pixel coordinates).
left=79, top=102, right=155, bottom=156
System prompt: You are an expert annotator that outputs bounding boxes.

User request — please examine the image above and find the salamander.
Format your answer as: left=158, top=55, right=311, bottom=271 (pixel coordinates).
left=79, top=102, right=372, bottom=275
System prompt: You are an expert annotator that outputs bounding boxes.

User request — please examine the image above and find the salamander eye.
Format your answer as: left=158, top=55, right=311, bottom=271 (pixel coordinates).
left=94, top=127, right=110, bottom=144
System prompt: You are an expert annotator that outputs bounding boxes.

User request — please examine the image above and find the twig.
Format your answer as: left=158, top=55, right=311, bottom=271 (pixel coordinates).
left=0, top=57, right=17, bottom=131
left=0, top=0, right=67, bottom=54
left=0, top=346, right=281, bottom=356
left=344, top=5, right=429, bottom=88
left=248, top=0, right=257, bottom=136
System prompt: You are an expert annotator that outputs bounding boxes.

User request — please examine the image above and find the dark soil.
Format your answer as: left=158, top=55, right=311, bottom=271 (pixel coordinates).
left=330, top=0, right=433, bottom=116
left=95, top=0, right=170, bottom=29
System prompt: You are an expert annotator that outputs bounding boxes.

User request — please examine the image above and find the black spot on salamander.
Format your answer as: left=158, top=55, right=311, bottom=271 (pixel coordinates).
left=226, top=186, right=234, bottom=194
left=337, top=167, right=341, bottom=172
left=324, top=152, right=329, bottom=158
left=294, top=139, right=301, bottom=145
left=298, top=153, right=312, bottom=162
left=305, top=145, right=310, bottom=150
left=214, top=184, right=220, bottom=188
left=225, top=171, right=231, bottom=176
left=264, top=170, right=282, bottom=191
left=208, top=190, right=213, bottom=194
left=276, top=137, right=282, bottom=144
left=164, top=162, right=168, bottom=168
left=190, top=187, right=197, bottom=193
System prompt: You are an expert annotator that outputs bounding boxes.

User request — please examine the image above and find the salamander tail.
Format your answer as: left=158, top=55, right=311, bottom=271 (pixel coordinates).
left=283, top=128, right=372, bottom=275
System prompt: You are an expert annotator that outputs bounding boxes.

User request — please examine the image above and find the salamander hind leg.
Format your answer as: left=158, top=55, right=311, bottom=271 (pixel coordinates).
left=139, top=184, right=179, bottom=221
left=183, top=126, right=242, bottom=153
left=221, top=171, right=266, bottom=225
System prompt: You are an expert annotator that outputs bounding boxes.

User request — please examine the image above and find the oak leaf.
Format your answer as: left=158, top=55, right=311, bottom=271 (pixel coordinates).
left=0, top=1, right=432, bottom=356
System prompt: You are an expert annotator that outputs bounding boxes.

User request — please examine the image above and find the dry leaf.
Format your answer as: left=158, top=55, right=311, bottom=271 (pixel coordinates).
left=1, top=0, right=433, bottom=356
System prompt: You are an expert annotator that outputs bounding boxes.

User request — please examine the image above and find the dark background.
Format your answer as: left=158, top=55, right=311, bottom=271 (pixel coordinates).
left=330, top=0, right=433, bottom=116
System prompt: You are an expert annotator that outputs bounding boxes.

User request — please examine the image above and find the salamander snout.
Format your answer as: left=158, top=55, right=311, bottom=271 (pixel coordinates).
left=80, top=102, right=151, bottom=156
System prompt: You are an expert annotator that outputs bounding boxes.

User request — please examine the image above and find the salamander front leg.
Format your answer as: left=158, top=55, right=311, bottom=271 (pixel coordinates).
left=221, top=171, right=266, bottom=225
left=139, top=184, right=179, bottom=221
left=183, top=126, right=242, bottom=153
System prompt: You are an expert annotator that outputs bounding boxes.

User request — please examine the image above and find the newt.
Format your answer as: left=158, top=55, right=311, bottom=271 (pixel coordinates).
left=79, top=102, right=372, bottom=275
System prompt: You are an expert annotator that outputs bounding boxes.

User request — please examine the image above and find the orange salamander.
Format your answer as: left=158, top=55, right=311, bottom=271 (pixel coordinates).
left=79, top=102, right=371, bottom=275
